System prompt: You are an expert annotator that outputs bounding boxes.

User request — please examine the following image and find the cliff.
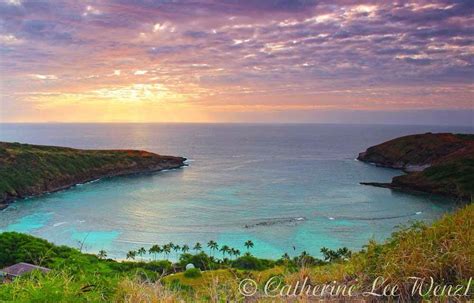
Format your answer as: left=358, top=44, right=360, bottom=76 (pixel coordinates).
left=357, top=133, right=474, bottom=200
left=0, top=142, right=186, bottom=209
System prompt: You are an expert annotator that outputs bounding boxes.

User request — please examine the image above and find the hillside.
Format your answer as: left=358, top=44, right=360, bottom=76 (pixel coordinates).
left=358, top=133, right=474, bottom=200
left=0, top=142, right=186, bottom=209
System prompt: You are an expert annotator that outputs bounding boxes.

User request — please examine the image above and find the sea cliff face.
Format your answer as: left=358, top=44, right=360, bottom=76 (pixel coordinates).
left=358, top=133, right=473, bottom=200
left=0, top=142, right=186, bottom=209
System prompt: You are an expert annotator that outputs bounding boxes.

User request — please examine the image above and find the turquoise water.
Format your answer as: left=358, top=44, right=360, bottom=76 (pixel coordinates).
left=0, top=123, right=471, bottom=260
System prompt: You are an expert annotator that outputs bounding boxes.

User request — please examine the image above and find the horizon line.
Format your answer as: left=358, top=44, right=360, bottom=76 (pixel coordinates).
left=1, top=121, right=473, bottom=127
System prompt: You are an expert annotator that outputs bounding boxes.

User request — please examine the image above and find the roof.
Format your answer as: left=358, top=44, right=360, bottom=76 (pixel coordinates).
left=0, top=262, right=51, bottom=277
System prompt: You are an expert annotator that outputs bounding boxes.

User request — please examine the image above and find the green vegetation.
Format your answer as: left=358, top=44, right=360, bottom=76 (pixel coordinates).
left=358, top=133, right=474, bottom=199
left=1, top=203, right=472, bottom=302
left=0, top=232, right=172, bottom=280
left=0, top=142, right=185, bottom=207
left=354, top=203, right=473, bottom=294
left=183, top=268, right=202, bottom=279
left=394, top=157, right=474, bottom=199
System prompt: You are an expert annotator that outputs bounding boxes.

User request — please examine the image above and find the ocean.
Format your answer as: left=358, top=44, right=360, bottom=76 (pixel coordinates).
left=0, top=123, right=472, bottom=260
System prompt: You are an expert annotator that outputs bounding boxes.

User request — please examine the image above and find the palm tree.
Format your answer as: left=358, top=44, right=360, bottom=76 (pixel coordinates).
left=244, top=240, right=254, bottom=253
left=126, top=250, right=136, bottom=260
left=229, top=248, right=240, bottom=260
left=137, top=247, right=147, bottom=261
left=163, top=244, right=171, bottom=260
left=299, top=250, right=310, bottom=266
left=173, top=244, right=181, bottom=258
left=220, top=245, right=230, bottom=259
left=149, top=245, right=161, bottom=261
left=336, top=247, right=351, bottom=260
left=97, top=250, right=107, bottom=260
left=233, top=248, right=241, bottom=258
left=321, top=247, right=337, bottom=262
left=157, top=246, right=163, bottom=259
left=181, top=244, right=190, bottom=254
left=282, top=253, right=290, bottom=260
left=166, top=242, right=175, bottom=259
left=320, top=247, right=330, bottom=257
left=193, top=242, right=202, bottom=254
left=207, top=240, right=218, bottom=256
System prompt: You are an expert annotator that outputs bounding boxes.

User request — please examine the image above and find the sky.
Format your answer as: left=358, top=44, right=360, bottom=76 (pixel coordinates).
left=0, top=0, right=473, bottom=124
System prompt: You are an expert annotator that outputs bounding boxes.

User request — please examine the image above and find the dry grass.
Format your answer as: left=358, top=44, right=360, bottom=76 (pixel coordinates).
left=114, top=278, right=185, bottom=303
left=359, top=203, right=473, bottom=284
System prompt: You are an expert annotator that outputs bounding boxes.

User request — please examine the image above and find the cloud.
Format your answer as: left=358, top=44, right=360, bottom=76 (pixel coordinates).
left=148, top=45, right=193, bottom=56
left=29, top=74, right=58, bottom=80
left=5, top=0, right=22, bottom=6
left=0, top=0, right=472, bottom=122
left=0, top=34, right=23, bottom=45
left=219, top=0, right=318, bottom=12
left=153, top=22, right=175, bottom=32
left=18, top=19, right=76, bottom=43
left=83, top=5, right=101, bottom=16
left=401, top=57, right=434, bottom=66
left=183, top=30, right=208, bottom=39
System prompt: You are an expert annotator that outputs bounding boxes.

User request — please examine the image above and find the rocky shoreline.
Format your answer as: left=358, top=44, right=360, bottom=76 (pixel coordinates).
left=357, top=133, right=473, bottom=200
left=0, top=142, right=186, bottom=210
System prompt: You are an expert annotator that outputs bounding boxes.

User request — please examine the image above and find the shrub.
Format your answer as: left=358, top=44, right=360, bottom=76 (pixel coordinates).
left=231, top=255, right=272, bottom=270
left=183, top=268, right=202, bottom=279
left=0, top=232, right=60, bottom=267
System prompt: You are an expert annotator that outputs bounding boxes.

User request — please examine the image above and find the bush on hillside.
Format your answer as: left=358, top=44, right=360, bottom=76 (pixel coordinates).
left=231, top=255, right=274, bottom=270
left=183, top=268, right=202, bottom=278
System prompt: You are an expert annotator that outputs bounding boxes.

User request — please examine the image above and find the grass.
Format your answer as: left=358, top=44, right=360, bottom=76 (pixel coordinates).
left=361, top=203, right=473, bottom=282
left=0, top=271, right=117, bottom=303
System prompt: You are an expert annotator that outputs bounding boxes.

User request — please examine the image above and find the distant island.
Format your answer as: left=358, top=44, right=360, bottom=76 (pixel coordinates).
left=0, top=142, right=186, bottom=209
left=358, top=133, right=473, bottom=200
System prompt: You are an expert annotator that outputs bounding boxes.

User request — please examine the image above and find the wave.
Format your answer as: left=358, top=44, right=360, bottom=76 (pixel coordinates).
left=76, top=179, right=100, bottom=186
left=53, top=221, right=67, bottom=227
